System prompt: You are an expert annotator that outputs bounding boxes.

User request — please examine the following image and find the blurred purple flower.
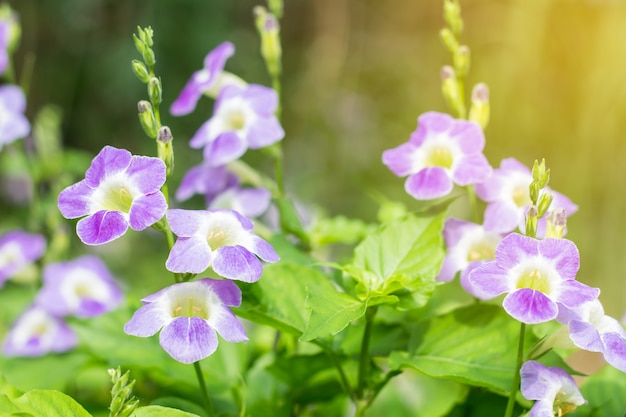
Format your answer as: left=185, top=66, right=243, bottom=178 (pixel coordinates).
left=520, top=360, right=586, bottom=417
left=557, top=299, right=626, bottom=372
left=165, top=209, right=279, bottom=282
left=124, top=278, right=247, bottom=364
left=36, top=255, right=123, bottom=318
left=189, top=84, right=284, bottom=166
left=468, top=233, right=599, bottom=324
left=437, top=218, right=504, bottom=299
left=382, top=111, right=492, bottom=200
left=0, top=230, right=45, bottom=287
left=170, top=41, right=236, bottom=116
left=2, top=306, right=77, bottom=357
left=58, top=146, right=167, bottom=245
left=0, top=85, right=30, bottom=149
left=0, top=18, right=10, bottom=76
left=475, top=158, right=578, bottom=234
left=176, top=161, right=271, bottom=218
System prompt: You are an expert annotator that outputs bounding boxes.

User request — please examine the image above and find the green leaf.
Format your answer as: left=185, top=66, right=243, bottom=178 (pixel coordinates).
left=0, top=352, right=90, bottom=391
left=348, top=212, right=445, bottom=296
left=309, top=215, right=374, bottom=247
left=301, top=288, right=367, bottom=342
left=238, top=262, right=326, bottom=335
left=132, top=405, right=201, bottom=417
left=388, top=304, right=527, bottom=395
left=570, top=365, right=626, bottom=417
left=0, top=389, right=92, bottom=417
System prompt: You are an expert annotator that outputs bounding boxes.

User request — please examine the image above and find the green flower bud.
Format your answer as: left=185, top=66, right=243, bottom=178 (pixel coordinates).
left=439, top=28, right=458, bottom=53
left=545, top=208, right=567, bottom=239
left=131, top=59, right=150, bottom=83
left=443, top=0, right=463, bottom=36
left=537, top=191, right=553, bottom=218
left=157, top=127, right=174, bottom=176
left=148, top=77, right=162, bottom=106
left=132, top=33, right=146, bottom=56
left=468, top=83, right=490, bottom=129
left=254, top=6, right=282, bottom=79
left=142, top=47, right=156, bottom=69
left=529, top=181, right=540, bottom=206
left=268, top=0, right=284, bottom=19
left=441, top=66, right=465, bottom=119
left=525, top=206, right=538, bottom=238
left=453, top=45, right=470, bottom=77
left=137, top=100, right=158, bottom=139
left=141, top=26, right=154, bottom=47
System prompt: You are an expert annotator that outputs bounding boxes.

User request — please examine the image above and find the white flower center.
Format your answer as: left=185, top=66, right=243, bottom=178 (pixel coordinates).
left=0, top=241, right=24, bottom=270
left=510, top=257, right=560, bottom=295
left=163, top=282, right=222, bottom=321
left=209, top=96, right=257, bottom=139
left=11, top=309, right=57, bottom=348
left=412, top=133, right=462, bottom=172
left=202, top=211, right=250, bottom=251
left=89, top=173, right=140, bottom=214
left=60, top=268, right=111, bottom=310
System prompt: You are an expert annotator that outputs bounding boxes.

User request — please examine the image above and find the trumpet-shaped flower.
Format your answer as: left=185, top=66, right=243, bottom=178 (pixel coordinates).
left=176, top=161, right=271, bottom=218
left=557, top=299, right=626, bottom=372
left=58, top=146, right=168, bottom=245
left=165, top=209, right=279, bottom=282
left=0, top=85, right=31, bottom=149
left=475, top=158, right=578, bottom=234
left=124, top=278, right=247, bottom=364
left=2, top=306, right=77, bottom=357
left=170, top=41, right=239, bottom=116
left=189, top=84, right=284, bottom=166
left=0, top=230, right=46, bottom=287
left=36, top=255, right=123, bottom=318
left=437, top=219, right=504, bottom=299
left=382, top=111, right=492, bottom=200
left=468, top=233, right=599, bottom=324
left=520, top=360, right=586, bottom=417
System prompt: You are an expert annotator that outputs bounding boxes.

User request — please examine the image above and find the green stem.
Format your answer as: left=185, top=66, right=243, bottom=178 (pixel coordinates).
left=465, top=185, right=478, bottom=223
left=318, top=343, right=355, bottom=402
left=193, top=361, right=214, bottom=417
left=357, top=306, right=378, bottom=399
left=504, top=322, right=526, bottom=417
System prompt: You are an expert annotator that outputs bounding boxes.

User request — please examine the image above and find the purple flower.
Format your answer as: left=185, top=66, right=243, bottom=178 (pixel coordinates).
left=557, top=299, right=626, bottom=372
left=176, top=161, right=271, bottom=218
left=165, top=209, right=279, bottom=282
left=382, top=111, right=492, bottom=200
left=0, top=18, right=11, bottom=76
left=0, top=85, right=30, bottom=149
left=520, top=360, right=586, bottom=417
left=189, top=84, right=285, bottom=166
left=170, top=41, right=237, bottom=116
left=468, top=233, right=599, bottom=324
left=475, top=158, right=578, bottom=234
left=124, top=278, right=247, bottom=364
left=0, top=230, right=45, bottom=287
left=2, top=306, right=77, bottom=357
left=35, top=255, right=123, bottom=318
left=437, top=219, right=504, bottom=299
left=58, top=146, right=168, bottom=245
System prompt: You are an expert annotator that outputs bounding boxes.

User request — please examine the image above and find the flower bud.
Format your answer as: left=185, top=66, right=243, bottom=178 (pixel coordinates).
left=537, top=191, right=553, bottom=218
left=158, top=127, right=174, bottom=176
left=453, top=45, right=470, bottom=77
left=468, top=83, right=490, bottom=129
left=132, top=33, right=146, bottom=56
left=441, top=66, right=466, bottom=119
left=525, top=206, right=538, bottom=238
left=545, top=208, right=567, bottom=239
left=439, top=28, right=458, bottom=53
left=131, top=59, right=150, bottom=83
left=157, top=126, right=172, bottom=143
left=443, top=0, right=463, bottom=36
left=148, top=77, right=162, bottom=106
left=254, top=6, right=282, bottom=79
left=268, top=0, right=284, bottom=19
left=529, top=181, right=540, bottom=206
left=137, top=100, right=158, bottom=139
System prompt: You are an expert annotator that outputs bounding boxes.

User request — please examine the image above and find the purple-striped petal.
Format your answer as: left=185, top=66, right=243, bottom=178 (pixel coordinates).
left=495, top=233, right=539, bottom=269
left=601, top=332, right=626, bottom=372
left=503, top=289, right=558, bottom=324
left=556, top=280, right=599, bottom=308
left=482, top=200, right=521, bottom=233
left=537, top=238, right=580, bottom=279
left=246, top=116, right=284, bottom=149
left=128, top=192, right=168, bottom=231
left=212, top=245, right=263, bottom=282
left=209, top=306, right=248, bottom=343
left=249, top=235, right=280, bottom=262
left=84, top=146, right=132, bottom=188
left=404, top=167, right=453, bottom=200
left=160, top=317, right=218, bottom=364
left=126, top=156, right=167, bottom=194
left=165, top=236, right=212, bottom=274
left=450, top=120, right=485, bottom=153
left=76, top=211, right=128, bottom=245
left=382, top=142, right=418, bottom=177
left=58, top=181, right=93, bottom=218
left=468, top=260, right=510, bottom=298
left=166, top=209, right=207, bottom=236
left=203, top=132, right=247, bottom=166
left=124, top=303, right=171, bottom=337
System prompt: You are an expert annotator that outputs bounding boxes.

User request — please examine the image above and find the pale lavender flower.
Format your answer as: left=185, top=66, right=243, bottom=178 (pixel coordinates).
left=176, top=161, right=271, bottom=218
left=58, top=146, right=167, bottom=245
left=36, top=255, right=123, bottom=318
left=475, top=158, right=578, bottom=234
left=165, top=209, right=279, bottom=282
left=520, top=360, right=586, bottom=417
left=170, top=41, right=237, bottom=116
left=0, top=18, right=10, bottom=76
left=2, top=306, right=77, bottom=357
left=468, top=233, right=599, bottom=324
left=0, top=85, right=30, bottom=149
left=557, top=299, right=626, bottom=372
left=437, top=218, right=504, bottom=299
left=382, top=111, right=492, bottom=200
left=189, top=84, right=284, bottom=166
left=124, top=278, right=247, bottom=364
left=0, top=230, right=45, bottom=287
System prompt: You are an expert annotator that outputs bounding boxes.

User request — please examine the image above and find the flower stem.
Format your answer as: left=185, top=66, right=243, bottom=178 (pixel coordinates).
left=193, top=361, right=214, bottom=417
left=357, top=306, right=378, bottom=399
left=504, top=322, right=526, bottom=417
left=465, top=185, right=479, bottom=223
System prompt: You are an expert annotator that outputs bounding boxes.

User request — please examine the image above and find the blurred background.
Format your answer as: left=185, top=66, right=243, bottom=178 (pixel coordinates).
left=4, top=0, right=626, bottom=316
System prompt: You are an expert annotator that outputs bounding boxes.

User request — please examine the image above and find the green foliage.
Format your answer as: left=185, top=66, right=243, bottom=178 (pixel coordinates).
left=132, top=405, right=200, bottom=417
left=570, top=365, right=626, bottom=417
